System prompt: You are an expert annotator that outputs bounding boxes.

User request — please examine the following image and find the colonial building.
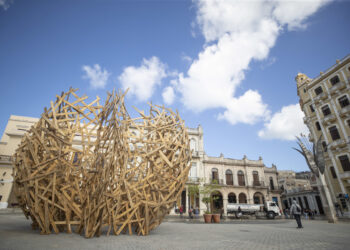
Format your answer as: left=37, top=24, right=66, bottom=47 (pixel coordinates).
left=0, top=115, right=282, bottom=215
left=175, top=125, right=282, bottom=216
left=278, top=170, right=325, bottom=215
left=295, top=54, right=350, bottom=216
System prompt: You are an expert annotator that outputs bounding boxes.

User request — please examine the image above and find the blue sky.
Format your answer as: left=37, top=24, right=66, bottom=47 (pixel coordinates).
left=0, top=0, right=349, bottom=171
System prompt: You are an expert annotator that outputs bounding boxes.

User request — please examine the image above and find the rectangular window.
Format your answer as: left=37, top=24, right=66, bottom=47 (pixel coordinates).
left=310, top=105, right=315, bottom=112
left=339, top=155, right=350, bottom=172
left=315, top=86, right=323, bottom=95
left=329, top=126, right=340, bottom=141
left=316, top=122, right=321, bottom=131
left=330, top=75, right=340, bottom=86
left=338, top=95, right=350, bottom=108
left=330, top=166, right=337, bottom=178
left=321, top=105, right=331, bottom=116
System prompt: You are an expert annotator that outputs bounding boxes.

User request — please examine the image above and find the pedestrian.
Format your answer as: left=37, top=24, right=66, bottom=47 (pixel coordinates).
left=237, top=206, right=242, bottom=220
left=304, top=208, right=309, bottom=220
left=179, top=205, right=183, bottom=218
left=189, top=206, right=193, bottom=219
left=290, top=200, right=303, bottom=229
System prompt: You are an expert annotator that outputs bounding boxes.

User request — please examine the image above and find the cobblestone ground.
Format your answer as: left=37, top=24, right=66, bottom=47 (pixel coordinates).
left=1, top=214, right=350, bottom=250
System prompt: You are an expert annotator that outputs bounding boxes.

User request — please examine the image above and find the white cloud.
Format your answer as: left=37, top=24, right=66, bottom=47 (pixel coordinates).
left=0, top=0, right=12, bottom=10
left=118, top=57, right=167, bottom=102
left=169, top=0, right=331, bottom=125
left=258, top=103, right=309, bottom=140
left=218, top=90, right=270, bottom=125
left=162, top=86, right=175, bottom=105
left=273, top=0, right=331, bottom=30
left=82, top=64, right=110, bottom=89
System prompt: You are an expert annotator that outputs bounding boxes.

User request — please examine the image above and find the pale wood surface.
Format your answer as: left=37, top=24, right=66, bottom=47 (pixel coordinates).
left=13, top=88, right=191, bottom=237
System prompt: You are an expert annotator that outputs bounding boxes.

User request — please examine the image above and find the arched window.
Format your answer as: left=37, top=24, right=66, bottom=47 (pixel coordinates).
left=253, top=171, right=259, bottom=186
left=228, top=193, right=236, bottom=203
left=190, top=138, right=197, bottom=152
left=238, top=193, right=247, bottom=203
left=269, top=177, right=275, bottom=190
left=225, top=169, right=233, bottom=185
left=211, top=168, right=219, bottom=183
left=238, top=170, right=245, bottom=186
left=253, top=192, right=264, bottom=204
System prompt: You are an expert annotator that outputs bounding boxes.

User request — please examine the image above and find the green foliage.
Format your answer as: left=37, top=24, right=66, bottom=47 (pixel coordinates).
left=200, top=179, right=220, bottom=214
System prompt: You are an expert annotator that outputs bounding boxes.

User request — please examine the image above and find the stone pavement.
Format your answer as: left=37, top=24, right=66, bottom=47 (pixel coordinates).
left=1, top=213, right=350, bottom=250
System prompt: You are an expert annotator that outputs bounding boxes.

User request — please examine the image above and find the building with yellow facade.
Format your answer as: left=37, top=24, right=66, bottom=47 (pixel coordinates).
left=296, top=54, right=350, bottom=217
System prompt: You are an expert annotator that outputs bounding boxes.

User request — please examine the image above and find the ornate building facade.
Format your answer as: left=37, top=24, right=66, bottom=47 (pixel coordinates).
left=295, top=54, right=350, bottom=217
left=173, top=125, right=282, bottom=216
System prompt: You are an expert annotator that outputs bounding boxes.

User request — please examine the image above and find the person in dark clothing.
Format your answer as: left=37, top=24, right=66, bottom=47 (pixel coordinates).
left=290, top=200, right=303, bottom=228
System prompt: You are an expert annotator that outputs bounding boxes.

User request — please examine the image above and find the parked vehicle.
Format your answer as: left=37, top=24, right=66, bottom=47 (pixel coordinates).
left=227, top=201, right=281, bottom=219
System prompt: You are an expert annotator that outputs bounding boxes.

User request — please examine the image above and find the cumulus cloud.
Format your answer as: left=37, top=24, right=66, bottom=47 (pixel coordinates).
left=82, top=64, right=110, bottom=89
left=0, top=0, right=12, bottom=10
left=218, top=90, right=270, bottom=125
left=162, top=86, right=175, bottom=105
left=169, top=0, right=331, bottom=125
left=118, top=57, right=167, bottom=102
left=258, top=104, right=309, bottom=140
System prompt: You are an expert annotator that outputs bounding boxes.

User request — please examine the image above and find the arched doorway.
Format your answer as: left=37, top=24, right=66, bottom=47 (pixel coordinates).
left=211, top=191, right=223, bottom=212
left=228, top=192, right=236, bottom=203
left=253, top=192, right=264, bottom=204
left=238, top=193, right=247, bottom=203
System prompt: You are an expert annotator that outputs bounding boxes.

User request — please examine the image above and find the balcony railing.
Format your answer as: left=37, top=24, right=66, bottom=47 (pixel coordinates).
left=339, top=105, right=350, bottom=117
left=187, top=177, right=200, bottom=183
left=0, top=155, right=12, bottom=163
left=322, top=113, right=336, bottom=125
left=209, top=178, right=224, bottom=185
left=329, top=81, right=346, bottom=95
left=314, top=92, right=327, bottom=103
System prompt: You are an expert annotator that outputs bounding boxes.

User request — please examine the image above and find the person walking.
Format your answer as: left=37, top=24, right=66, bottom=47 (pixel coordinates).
left=290, top=200, right=303, bottom=229
left=179, top=205, right=183, bottom=218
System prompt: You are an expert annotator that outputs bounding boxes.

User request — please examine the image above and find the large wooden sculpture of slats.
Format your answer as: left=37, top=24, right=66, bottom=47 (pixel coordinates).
left=13, top=88, right=191, bottom=238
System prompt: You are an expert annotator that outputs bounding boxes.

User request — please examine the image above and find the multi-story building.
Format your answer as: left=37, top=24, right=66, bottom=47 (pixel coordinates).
left=296, top=54, right=350, bottom=217
left=278, top=170, right=324, bottom=215
left=0, top=115, right=282, bottom=215
left=174, top=126, right=282, bottom=216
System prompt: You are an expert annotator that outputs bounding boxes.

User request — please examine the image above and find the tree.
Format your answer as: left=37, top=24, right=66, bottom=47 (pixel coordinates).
left=200, top=179, right=219, bottom=214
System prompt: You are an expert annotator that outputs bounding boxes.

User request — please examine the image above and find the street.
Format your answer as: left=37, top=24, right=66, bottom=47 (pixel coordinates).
left=1, top=213, right=350, bottom=250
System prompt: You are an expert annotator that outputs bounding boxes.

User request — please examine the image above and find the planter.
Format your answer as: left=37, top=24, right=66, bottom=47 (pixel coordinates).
left=212, top=214, right=220, bottom=223
left=203, top=214, right=212, bottom=223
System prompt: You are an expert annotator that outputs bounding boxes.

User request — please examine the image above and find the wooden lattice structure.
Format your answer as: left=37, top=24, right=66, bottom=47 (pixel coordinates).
left=13, top=88, right=191, bottom=237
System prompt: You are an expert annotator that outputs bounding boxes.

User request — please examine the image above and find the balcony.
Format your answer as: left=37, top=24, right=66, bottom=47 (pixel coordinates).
left=187, top=177, right=200, bottom=184
left=314, top=92, right=328, bottom=104
left=209, top=178, right=224, bottom=185
left=339, top=172, right=350, bottom=180
left=339, top=105, right=350, bottom=118
left=252, top=180, right=264, bottom=187
left=329, top=81, right=347, bottom=95
left=0, top=155, right=12, bottom=164
left=322, top=114, right=336, bottom=125
left=329, top=138, right=348, bottom=150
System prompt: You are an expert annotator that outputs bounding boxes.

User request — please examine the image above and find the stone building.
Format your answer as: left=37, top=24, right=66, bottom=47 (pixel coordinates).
left=278, top=170, right=325, bottom=215
left=0, top=115, right=39, bottom=208
left=295, top=54, right=350, bottom=216
left=173, top=126, right=282, bottom=216
left=0, top=116, right=282, bottom=215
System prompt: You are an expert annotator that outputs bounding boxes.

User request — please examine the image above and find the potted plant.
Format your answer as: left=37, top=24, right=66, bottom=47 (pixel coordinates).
left=212, top=209, right=221, bottom=223
left=200, top=179, right=220, bottom=223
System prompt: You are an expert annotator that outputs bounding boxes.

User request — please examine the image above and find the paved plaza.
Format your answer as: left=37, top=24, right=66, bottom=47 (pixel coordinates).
left=1, top=213, right=350, bottom=250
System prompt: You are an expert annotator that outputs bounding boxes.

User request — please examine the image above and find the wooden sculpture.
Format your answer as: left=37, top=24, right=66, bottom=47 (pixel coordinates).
left=13, top=88, right=191, bottom=237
